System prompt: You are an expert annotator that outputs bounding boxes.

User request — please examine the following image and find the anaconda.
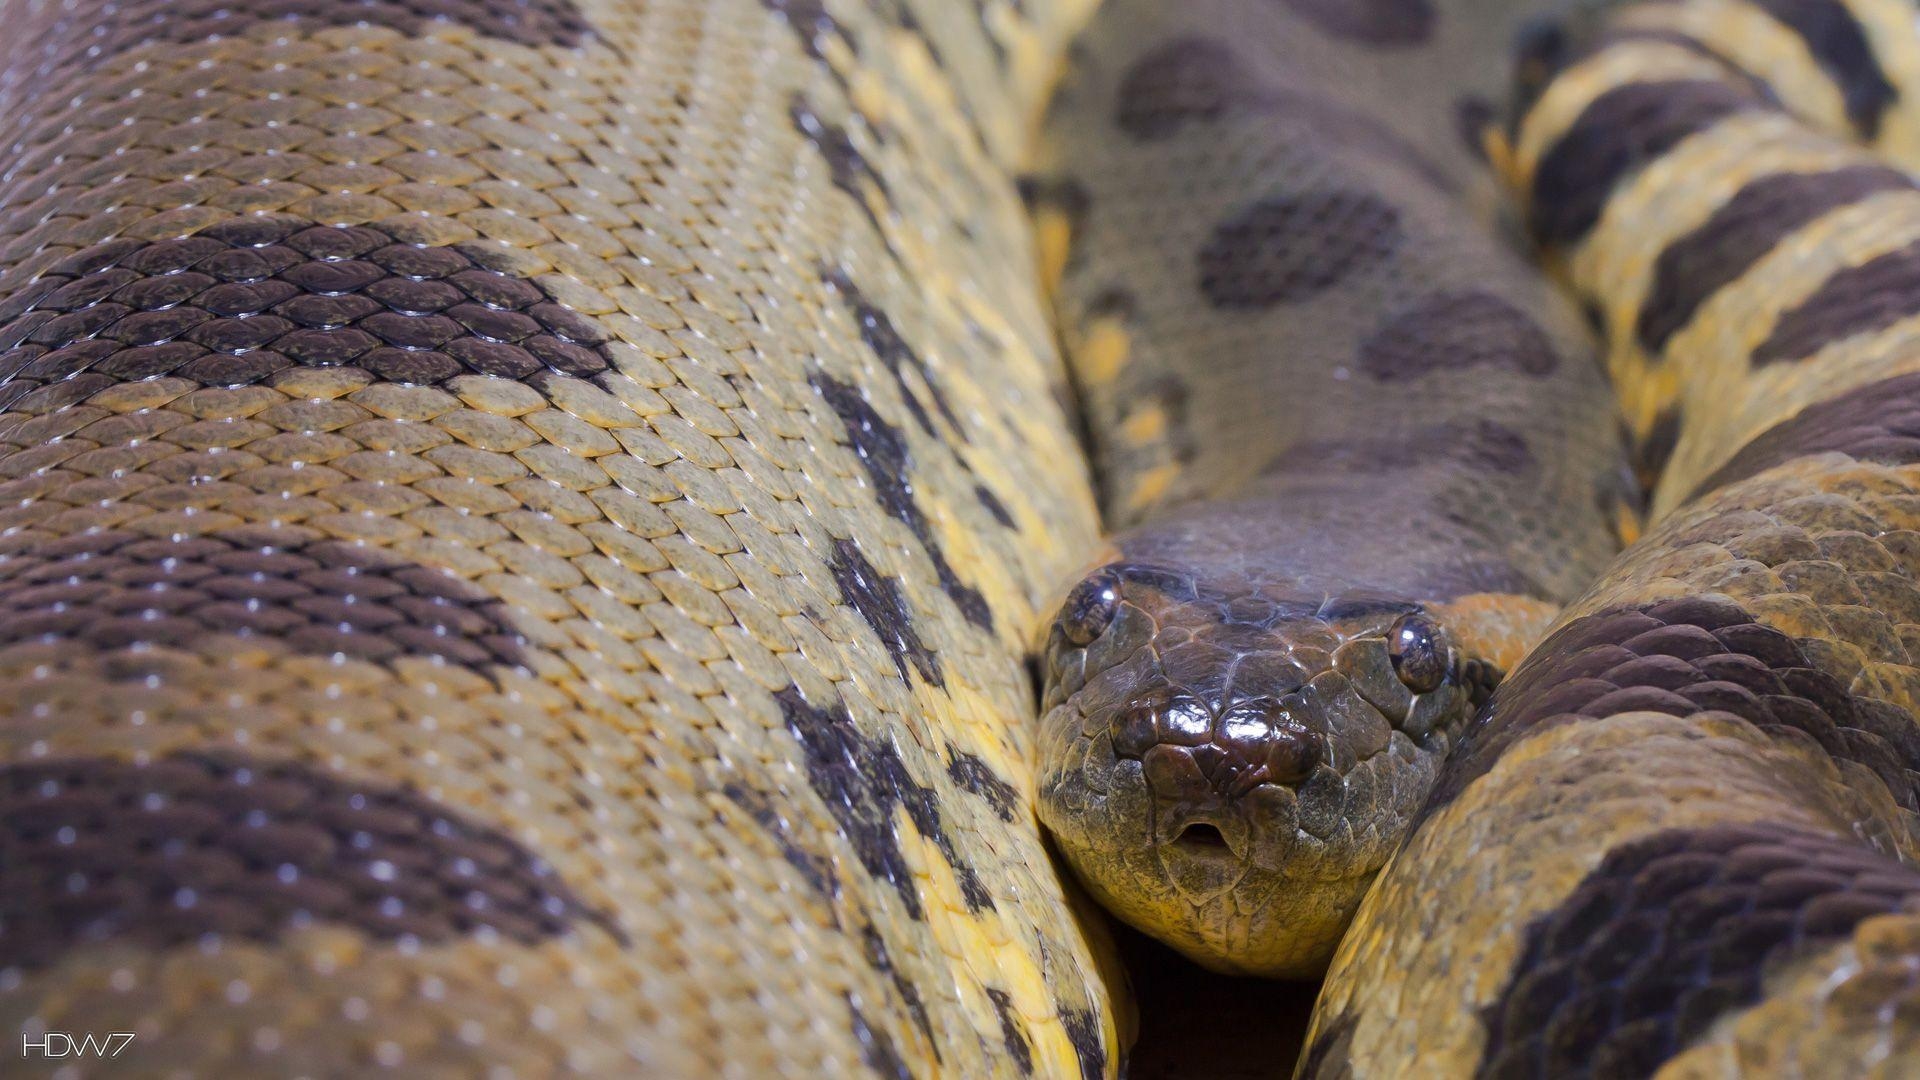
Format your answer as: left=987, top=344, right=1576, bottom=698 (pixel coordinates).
left=1314, top=1, right=1920, bottom=1074
left=1028, top=0, right=1630, bottom=977
left=0, top=1, right=1129, bottom=1075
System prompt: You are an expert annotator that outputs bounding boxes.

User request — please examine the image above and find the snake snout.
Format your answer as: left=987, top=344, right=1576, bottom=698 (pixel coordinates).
left=1116, top=691, right=1322, bottom=828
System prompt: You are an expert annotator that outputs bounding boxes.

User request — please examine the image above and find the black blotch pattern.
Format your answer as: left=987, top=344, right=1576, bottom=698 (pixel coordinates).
left=827, top=537, right=943, bottom=688
left=1061, top=1007, right=1108, bottom=1080
left=847, top=995, right=913, bottom=1080
left=1279, top=0, right=1435, bottom=46
left=0, top=218, right=621, bottom=413
left=0, top=751, right=625, bottom=971
left=1692, top=371, right=1920, bottom=498
left=986, top=988, right=1036, bottom=1074
left=1114, top=38, right=1452, bottom=187
left=1298, top=1010, right=1358, bottom=1080
left=974, top=484, right=1016, bottom=528
left=1198, top=192, right=1404, bottom=309
left=1752, top=239, right=1920, bottom=366
left=778, top=688, right=995, bottom=921
left=722, top=783, right=839, bottom=901
left=814, top=373, right=993, bottom=633
left=946, top=750, right=1020, bottom=821
left=822, top=268, right=964, bottom=438
left=1639, top=165, right=1913, bottom=353
left=0, top=530, right=527, bottom=677
left=1633, top=403, right=1684, bottom=494
left=860, top=923, right=937, bottom=1048
left=1357, top=290, right=1560, bottom=383
left=1530, top=80, right=1766, bottom=249
left=762, top=0, right=839, bottom=63
left=1749, top=0, right=1896, bottom=138
left=1477, top=823, right=1920, bottom=1079
left=1428, top=595, right=1920, bottom=821
left=792, top=97, right=894, bottom=243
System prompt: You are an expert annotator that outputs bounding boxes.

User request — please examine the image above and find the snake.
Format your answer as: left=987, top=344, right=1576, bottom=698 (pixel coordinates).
left=0, top=0, right=1138, bottom=1076
left=1027, top=0, right=1631, bottom=978
left=18, top=0, right=1920, bottom=1076
left=1306, top=1, right=1920, bottom=1075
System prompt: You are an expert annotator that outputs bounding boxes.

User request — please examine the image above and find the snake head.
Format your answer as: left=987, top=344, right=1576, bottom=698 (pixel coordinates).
left=1036, top=559, right=1498, bottom=977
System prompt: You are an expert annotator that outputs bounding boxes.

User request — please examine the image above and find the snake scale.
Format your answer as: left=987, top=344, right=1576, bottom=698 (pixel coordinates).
left=15, top=0, right=1920, bottom=1077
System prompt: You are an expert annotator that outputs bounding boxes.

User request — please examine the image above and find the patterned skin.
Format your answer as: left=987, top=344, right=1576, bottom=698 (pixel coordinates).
left=0, top=0, right=1131, bottom=1076
left=1314, top=2, right=1920, bottom=1075
left=1029, top=0, right=1630, bottom=976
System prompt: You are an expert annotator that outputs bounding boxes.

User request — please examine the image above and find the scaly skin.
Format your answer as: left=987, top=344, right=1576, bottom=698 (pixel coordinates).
left=1315, top=3, right=1920, bottom=1075
left=0, top=1, right=1128, bottom=1076
left=1027, top=0, right=1628, bottom=977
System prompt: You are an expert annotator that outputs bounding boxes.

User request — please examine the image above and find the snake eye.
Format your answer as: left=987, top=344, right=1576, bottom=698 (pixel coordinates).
left=1388, top=613, right=1450, bottom=694
left=1060, top=571, right=1122, bottom=647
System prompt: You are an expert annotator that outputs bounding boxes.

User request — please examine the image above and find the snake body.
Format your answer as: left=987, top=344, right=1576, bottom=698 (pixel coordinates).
left=1028, top=0, right=1630, bottom=977
left=0, top=1, right=1132, bottom=1075
left=1312, top=1, right=1920, bottom=1075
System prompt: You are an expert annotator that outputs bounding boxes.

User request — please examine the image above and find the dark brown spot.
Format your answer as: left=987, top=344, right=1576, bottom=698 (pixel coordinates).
left=947, top=750, right=1019, bottom=821
left=1269, top=419, right=1536, bottom=478
left=1114, top=38, right=1451, bottom=187
left=1279, top=0, right=1434, bottom=46
left=13, top=0, right=595, bottom=81
left=814, top=374, right=992, bottom=634
left=1752, top=240, right=1920, bottom=366
left=1530, top=80, right=1767, bottom=249
left=1198, top=192, right=1403, bottom=309
left=0, top=219, right=615, bottom=413
left=1429, top=596, right=1920, bottom=820
left=1358, top=290, right=1560, bottom=383
left=1478, top=823, right=1920, bottom=1079
left=0, top=530, right=527, bottom=678
left=1114, top=36, right=1266, bottom=138
left=987, top=987, right=1036, bottom=1074
left=1749, top=0, right=1896, bottom=138
left=1639, top=165, right=1913, bottom=353
left=0, top=751, right=623, bottom=971
left=779, top=688, right=994, bottom=920
left=1693, top=372, right=1920, bottom=498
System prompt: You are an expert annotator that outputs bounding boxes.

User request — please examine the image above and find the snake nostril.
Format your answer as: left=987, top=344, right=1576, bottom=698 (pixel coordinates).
left=1265, top=727, right=1321, bottom=784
